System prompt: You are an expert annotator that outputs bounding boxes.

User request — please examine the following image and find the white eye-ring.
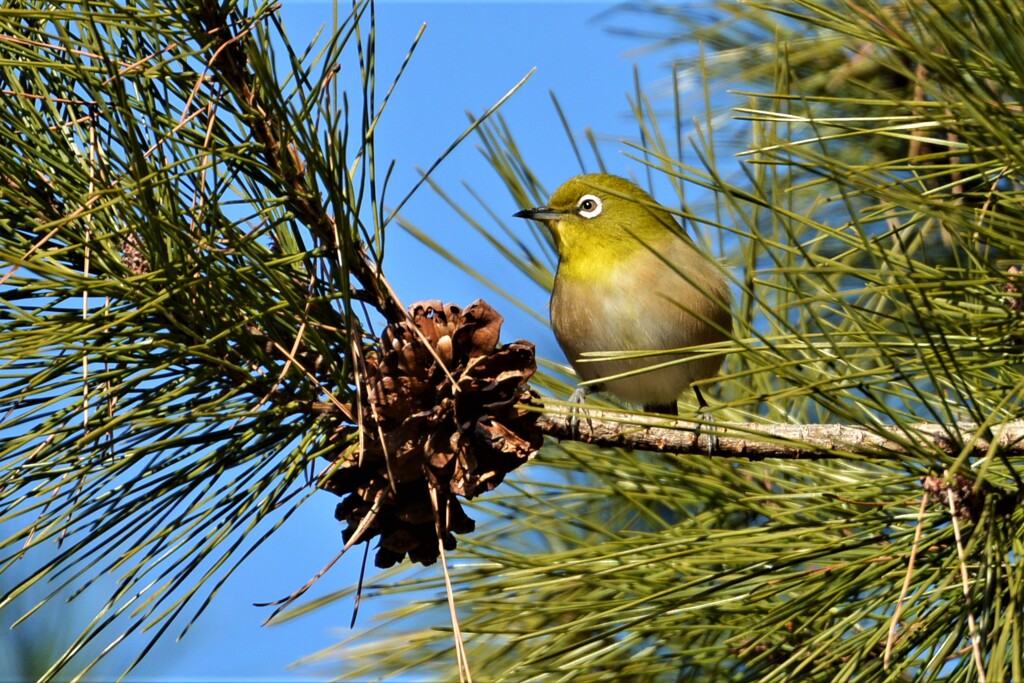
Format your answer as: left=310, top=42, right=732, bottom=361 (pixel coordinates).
left=577, top=194, right=603, bottom=219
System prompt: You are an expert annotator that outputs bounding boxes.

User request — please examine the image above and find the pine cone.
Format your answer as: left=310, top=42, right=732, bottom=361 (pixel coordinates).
left=121, top=232, right=150, bottom=275
left=322, top=300, right=542, bottom=567
left=1005, top=265, right=1022, bottom=313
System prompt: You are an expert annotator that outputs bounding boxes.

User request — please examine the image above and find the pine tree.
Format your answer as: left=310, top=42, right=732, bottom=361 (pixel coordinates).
left=2, top=1, right=1023, bottom=682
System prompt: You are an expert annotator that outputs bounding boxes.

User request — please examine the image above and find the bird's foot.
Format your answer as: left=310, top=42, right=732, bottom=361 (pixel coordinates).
left=693, top=386, right=720, bottom=454
left=698, top=408, right=720, bottom=454
left=568, top=387, right=593, bottom=438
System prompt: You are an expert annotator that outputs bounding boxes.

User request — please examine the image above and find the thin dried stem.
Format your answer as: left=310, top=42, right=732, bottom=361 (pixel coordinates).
left=948, top=486, right=987, bottom=683
left=884, top=492, right=929, bottom=668
left=430, top=481, right=473, bottom=683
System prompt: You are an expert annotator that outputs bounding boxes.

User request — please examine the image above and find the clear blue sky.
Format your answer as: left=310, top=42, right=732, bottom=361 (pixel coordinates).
left=4, top=2, right=712, bottom=680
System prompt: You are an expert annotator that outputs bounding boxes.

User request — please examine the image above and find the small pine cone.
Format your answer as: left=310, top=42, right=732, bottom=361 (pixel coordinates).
left=1003, top=266, right=1024, bottom=347
left=1005, top=266, right=1022, bottom=313
left=923, top=474, right=981, bottom=522
left=322, top=299, right=542, bottom=568
left=121, top=232, right=150, bottom=276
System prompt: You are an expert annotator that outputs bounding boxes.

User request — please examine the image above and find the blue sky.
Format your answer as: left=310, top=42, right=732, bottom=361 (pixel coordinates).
left=2, top=2, right=715, bottom=680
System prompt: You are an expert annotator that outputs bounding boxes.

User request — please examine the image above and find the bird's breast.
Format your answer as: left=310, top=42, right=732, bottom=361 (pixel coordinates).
left=549, top=241, right=731, bottom=403
left=551, top=261, right=674, bottom=381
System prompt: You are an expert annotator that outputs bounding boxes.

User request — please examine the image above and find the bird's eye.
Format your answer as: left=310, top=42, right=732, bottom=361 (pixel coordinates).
left=577, top=194, right=603, bottom=219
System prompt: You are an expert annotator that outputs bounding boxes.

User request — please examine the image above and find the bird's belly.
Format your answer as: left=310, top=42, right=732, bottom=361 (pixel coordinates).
left=550, top=274, right=723, bottom=406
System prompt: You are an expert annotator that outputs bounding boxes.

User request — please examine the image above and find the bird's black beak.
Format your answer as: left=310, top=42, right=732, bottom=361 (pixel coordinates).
left=514, top=207, right=562, bottom=221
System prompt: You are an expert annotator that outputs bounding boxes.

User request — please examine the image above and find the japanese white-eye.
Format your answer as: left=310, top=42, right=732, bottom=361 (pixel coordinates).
left=515, top=174, right=731, bottom=416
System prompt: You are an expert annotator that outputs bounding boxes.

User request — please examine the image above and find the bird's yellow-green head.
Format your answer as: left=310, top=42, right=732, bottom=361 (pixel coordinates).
left=513, top=174, right=681, bottom=267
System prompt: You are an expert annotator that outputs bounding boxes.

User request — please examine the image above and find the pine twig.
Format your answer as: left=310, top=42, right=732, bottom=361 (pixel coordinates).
left=194, top=0, right=406, bottom=324
left=537, top=408, right=1024, bottom=461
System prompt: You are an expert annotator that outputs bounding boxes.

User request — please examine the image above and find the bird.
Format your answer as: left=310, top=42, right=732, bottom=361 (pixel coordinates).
left=514, top=173, right=732, bottom=418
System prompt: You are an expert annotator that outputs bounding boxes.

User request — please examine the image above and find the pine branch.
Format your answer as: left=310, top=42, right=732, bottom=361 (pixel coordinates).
left=193, top=0, right=406, bottom=323
left=538, top=407, right=1024, bottom=461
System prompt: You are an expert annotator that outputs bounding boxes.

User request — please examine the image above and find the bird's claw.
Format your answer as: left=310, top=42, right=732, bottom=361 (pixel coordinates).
left=698, top=408, right=720, bottom=454
left=568, top=387, right=592, bottom=438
